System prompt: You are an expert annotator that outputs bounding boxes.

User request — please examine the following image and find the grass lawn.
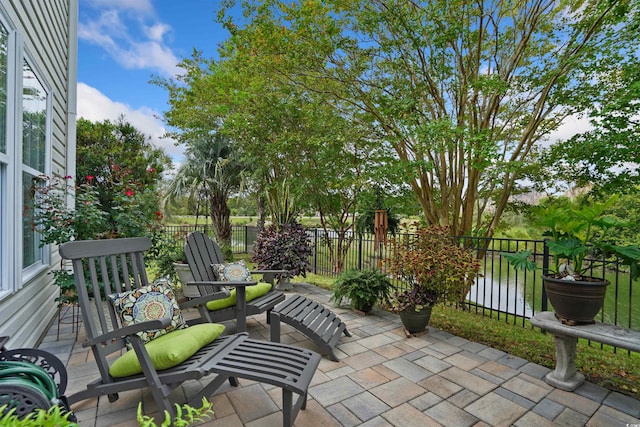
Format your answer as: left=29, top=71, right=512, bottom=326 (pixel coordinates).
left=165, top=216, right=324, bottom=227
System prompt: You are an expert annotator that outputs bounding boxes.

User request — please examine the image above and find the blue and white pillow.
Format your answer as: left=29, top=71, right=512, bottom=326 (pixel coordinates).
left=212, top=260, right=253, bottom=282
left=109, top=279, right=187, bottom=344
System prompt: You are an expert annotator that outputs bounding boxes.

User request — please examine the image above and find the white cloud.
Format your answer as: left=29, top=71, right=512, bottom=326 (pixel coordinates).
left=78, top=8, right=180, bottom=76
left=76, top=82, right=184, bottom=162
left=144, top=23, right=172, bottom=42
left=547, top=114, right=593, bottom=143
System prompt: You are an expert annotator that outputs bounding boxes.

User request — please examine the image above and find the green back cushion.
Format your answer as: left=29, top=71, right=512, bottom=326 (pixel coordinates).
left=109, top=279, right=187, bottom=344
left=109, top=323, right=225, bottom=378
left=205, top=282, right=272, bottom=311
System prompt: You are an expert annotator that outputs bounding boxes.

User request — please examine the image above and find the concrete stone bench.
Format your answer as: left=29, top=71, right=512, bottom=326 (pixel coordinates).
left=531, top=311, right=640, bottom=391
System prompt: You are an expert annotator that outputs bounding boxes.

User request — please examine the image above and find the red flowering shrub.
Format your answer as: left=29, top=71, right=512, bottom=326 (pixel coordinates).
left=32, top=173, right=163, bottom=244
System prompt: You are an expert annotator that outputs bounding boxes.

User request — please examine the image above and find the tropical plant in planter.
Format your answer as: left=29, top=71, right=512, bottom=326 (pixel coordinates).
left=330, top=269, right=393, bottom=313
left=503, top=197, right=640, bottom=325
left=386, top=224, right=481, bottom=333
left=252, top=220, right=312, bottom=289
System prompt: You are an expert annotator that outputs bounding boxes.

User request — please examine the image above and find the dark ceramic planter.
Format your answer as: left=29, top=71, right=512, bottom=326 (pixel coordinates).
left=543, top=275, right=609, bottom=325
left=399, top=306, right=433, bottom=333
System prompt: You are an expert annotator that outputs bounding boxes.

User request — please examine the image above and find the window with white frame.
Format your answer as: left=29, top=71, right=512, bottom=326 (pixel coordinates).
left=0, top=13, right=52, bottom=295
left=0, top=19, right=8, bottom=294
left=21, top=60, right=48, bottom=269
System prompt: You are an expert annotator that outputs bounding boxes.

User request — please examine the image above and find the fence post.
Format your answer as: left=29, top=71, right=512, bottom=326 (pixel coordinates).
left=541, top=239, right=549, bottom=312
left=313, top=229, right=318, bottom=275
left=358, top=234, right=363, bottom=271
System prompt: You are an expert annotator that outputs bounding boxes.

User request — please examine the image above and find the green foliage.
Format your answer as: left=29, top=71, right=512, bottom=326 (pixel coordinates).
left=75, top=117, right=170, bottom=228
left=214, top=0, right=637, bottom=239
left=252, top=221, right=312, bottom=279
left=0, top=404, right=78, bottom=427
left=266, top=181, right=298, bottom=229
left=330, top=269, right=393, bottom=312
left=136, top=397, right=214, bottom=427
left=152, top=230, right=189, bottom=284
left=163, top=134, right=243, bottom=247
left=31, top=176, right=107, bottom=245
left=32, top=175, right=164, bottom=244
left=51, top=270, right=77, bottom=306
left=386, top=224, right=481, bottom=311
left=532, top=60, right=640, bottom=196
left=503, top=196, right=640, bottom=281
left=31, top=174, right=164, bottom=302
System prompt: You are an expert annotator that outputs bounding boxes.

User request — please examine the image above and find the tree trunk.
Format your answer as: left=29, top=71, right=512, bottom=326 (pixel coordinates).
left=256, top=194, right=266, bottom=230
left=209, top=189, right=232, bottom=247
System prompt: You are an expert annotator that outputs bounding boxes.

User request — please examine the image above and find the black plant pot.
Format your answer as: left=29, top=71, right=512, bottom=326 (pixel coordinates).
left=543, top=275, right=609, bottom=325
left=399, top=306, right=433, bottom=333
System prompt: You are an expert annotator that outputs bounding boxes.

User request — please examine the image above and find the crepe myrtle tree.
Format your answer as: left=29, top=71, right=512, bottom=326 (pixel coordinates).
left=216, top=0, right=638, bottom=238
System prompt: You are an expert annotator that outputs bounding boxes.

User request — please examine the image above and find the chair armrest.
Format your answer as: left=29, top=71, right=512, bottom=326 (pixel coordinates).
left=180, top=288, right=232, bottom=309
left=185, top=280, right=259, bottom=288
left=251, top=269, right=289, bottom=275
left=83, top=318, right=171, bottom=347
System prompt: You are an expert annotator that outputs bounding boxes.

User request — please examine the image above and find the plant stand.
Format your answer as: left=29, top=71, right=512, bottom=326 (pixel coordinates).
left=56, top=303, right=80, bottom=340
left=403, top=327, right=430, bottom=338
left=275, top=277, right=293, bottom=291
left=531, top=311, right=640, bottom=391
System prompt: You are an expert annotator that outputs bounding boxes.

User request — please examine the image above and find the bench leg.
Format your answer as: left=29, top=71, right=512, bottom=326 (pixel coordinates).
left=545, top=334, right=585, bottom=391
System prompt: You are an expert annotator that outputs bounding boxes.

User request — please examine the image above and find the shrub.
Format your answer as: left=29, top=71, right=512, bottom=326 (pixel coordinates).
left=252, top=221, right=312, bottom=279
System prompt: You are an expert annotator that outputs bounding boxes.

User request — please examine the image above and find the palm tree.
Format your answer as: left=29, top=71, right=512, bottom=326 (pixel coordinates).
left=164, top=134, right=244, bottom=249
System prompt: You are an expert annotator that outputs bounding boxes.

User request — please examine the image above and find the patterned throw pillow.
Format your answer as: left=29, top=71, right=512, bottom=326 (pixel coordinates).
left=212, top=260, right=253, bottom=282
left=109, top=279, right=187, bottom=344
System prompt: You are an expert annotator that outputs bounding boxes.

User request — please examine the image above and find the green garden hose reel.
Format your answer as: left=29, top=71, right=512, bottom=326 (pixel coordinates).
left=0, top=360, right=60, bottom=406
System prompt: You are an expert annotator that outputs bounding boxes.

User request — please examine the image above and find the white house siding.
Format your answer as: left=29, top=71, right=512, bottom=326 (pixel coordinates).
left=0, top=0, right=77, bottom=349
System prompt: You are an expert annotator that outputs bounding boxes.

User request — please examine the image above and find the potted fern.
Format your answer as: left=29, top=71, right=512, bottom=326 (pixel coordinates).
left=330, top=269, right=393, bottom=313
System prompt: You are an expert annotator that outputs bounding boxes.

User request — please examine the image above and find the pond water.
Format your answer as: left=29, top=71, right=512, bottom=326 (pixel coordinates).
left=466, top=273, right=535, bottom=318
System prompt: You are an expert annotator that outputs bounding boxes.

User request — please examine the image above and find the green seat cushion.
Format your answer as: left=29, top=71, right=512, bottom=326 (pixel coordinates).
left=206, top=282, right=272, bottom=311
left=109, top=323, right=225, bottom=378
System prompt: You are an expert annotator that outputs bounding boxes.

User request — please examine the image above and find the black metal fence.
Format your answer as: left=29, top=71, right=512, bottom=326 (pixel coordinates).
left=161, top=225, right=638, bottom=331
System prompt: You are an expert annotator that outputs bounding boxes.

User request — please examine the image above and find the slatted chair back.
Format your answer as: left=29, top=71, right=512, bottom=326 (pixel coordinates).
left=183, top=230, right=286, bottom=332
left=59, top=238, right=152, bottom=378
left=183, top=230, right=226, bottom=295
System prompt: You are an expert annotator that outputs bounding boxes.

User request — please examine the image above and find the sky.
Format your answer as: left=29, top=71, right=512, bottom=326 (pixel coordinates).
left=77, top=0, right=590, bottom=169
left=77, top=0, right=234, bottom=165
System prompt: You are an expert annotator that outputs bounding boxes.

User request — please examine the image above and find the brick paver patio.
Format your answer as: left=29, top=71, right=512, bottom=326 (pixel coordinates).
left=39, top=283, right=640, bottom=426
